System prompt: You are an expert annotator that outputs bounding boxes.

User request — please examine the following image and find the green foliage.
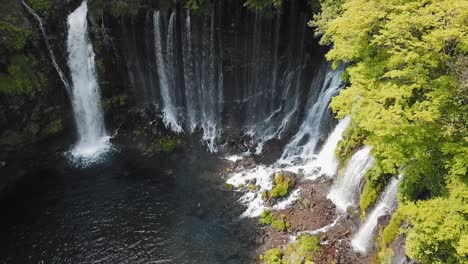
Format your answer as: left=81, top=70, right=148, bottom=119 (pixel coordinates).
left=0, top=18, right=32, bottom=52
left=262, top=248, right=283, bottom=264
left=335, top=120, right=366, bottom=166
left=316, top=0, right=468, bottom=199
left=402, top=177, right=468, bottom=264
left=244, top=0, right=281, bottom=11
left=185, top=0, right=213, bottom=14
left=314, top=0, right=468, bottom=261
left=0, top=55, right=46, bottom=95
left=28, top=0, right=51, bottom=13
left=309, top=0, right=345, bottom=41
left=270, top=173, right=293, bottom=199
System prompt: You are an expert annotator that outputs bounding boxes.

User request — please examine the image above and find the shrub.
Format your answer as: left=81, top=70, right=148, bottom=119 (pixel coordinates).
left=262, top=248, right=283, bottom=264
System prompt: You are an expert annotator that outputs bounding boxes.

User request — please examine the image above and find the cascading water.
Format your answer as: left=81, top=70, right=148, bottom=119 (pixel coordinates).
left=226, top=115, right=350, bottom=217
left=154, top=10, right=183, bottom=132
left=21, top=0, right=71, bottom=94
left=155, top=9, right=222, bottom=151
left=67, top=1, right=110, bottom=162
left=279, top=68, right=344, bottom=164
left=314, top=116, right=351, bottom=178
left=351, top=175, right=403, bottom=253
left=327, top=147, right=374, bottom=211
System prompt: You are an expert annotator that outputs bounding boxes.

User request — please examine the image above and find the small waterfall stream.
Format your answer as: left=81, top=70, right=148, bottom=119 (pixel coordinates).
left=351, top=175, right=402, bottom=253
left=20, top=0, right=71, bottom=94
left=153, top=10, right=182, bottom=132
left=67, top=1, right=109, bottom=162
left=327, top=147, right=374, bottom=211
left=279, top=69, right=344, bottom=164
left=314, top=116, right=351, bottom=178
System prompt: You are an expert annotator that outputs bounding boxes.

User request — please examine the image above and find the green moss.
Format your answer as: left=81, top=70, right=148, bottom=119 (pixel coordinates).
left=41, top=119, right=63, bottom=136
left=247, top=183, right=258, bottom=192
left=259, top=211, right=290, bottom=232
left=259, top=210, right=274, bottom=225
left=285, top=234, right=320, bottom=256
left=335, top=121, right=366, bottom=167
left=0, top=130, right=26, bottom=147
left=262, top=248, right=283, bottom=264
left=0, top=55, right=46, bottom=95
left=245, top=0, right=282, bottom=11
left=103, top=94, right=128, bottom=112
left=360, top=180, right=380, bottom=215
left=0, top=19, right=32, bottom=52
left=271, top=217, right=290, bottom=232
left=382, top=210, right=404, bottom=246
left=223, top=183, right=234, bottom=191
left=158, top=136, right=180, bottom=153
left=95, top=58, right=105, bottom=76
left=262, top=234, right=320, bottom=263
left=28, top=0, right=51, bottom=13
left=261, top=190, right=269, bottom=201
left=270, top=173, right=293, bottom=199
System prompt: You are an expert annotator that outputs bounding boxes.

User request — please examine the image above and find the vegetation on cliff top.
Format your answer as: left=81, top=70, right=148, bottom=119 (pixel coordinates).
left=312, top=0, right=467, bottom=262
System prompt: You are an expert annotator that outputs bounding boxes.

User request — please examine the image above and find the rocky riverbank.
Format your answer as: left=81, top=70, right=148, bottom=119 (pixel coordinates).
left=220, top=154, right=408, bottom=264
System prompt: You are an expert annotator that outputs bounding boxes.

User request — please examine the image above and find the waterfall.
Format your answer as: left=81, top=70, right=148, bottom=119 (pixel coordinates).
left=327, top=147, right=374, bottom=211
left=279, top=68, right=344, bottom=164
left=67, top=1, right=109, bottom=161
left=314, top=116, right=351, bottom=177
left=182, top=10, right=198, bottom=132
left=351, top=175, right=402, bottom=253
left=154, top=10, right=182, bottom=132
left=21, top=0, right=71, bottom=94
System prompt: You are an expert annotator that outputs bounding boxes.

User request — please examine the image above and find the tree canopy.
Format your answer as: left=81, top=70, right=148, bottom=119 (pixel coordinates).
left=312, top=0, right=468, bottom=262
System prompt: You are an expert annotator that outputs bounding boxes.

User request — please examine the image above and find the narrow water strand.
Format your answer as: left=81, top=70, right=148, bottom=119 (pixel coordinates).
left=21, top=0, right=71, bottom=95
left=153, top=10, right=182, bottom=132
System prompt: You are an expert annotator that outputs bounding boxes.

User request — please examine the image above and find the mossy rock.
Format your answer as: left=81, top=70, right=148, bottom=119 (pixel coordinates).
left=269, top=171, right=296, bottom=199
left=247, top=183, right=259, bottom=192
left=40, top=119, right=63, bottom=136
left=258, top=210, right=291, bottom=233
left=223, top=183, right=234, bottom=191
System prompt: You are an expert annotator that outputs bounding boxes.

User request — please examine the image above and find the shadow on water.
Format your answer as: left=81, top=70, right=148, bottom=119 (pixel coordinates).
left=0, top=145, right=255, bottom=264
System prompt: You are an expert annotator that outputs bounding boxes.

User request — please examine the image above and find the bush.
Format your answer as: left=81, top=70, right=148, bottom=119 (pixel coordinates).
left=262, top=248, right=283, bottom=264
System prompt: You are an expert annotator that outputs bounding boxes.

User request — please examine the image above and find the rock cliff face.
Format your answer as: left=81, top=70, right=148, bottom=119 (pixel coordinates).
left=0, top=0, right=81, bottom=159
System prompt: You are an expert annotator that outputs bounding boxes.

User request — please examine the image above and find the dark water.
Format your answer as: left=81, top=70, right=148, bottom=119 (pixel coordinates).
left=0, top=147, right=253, bottom=264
